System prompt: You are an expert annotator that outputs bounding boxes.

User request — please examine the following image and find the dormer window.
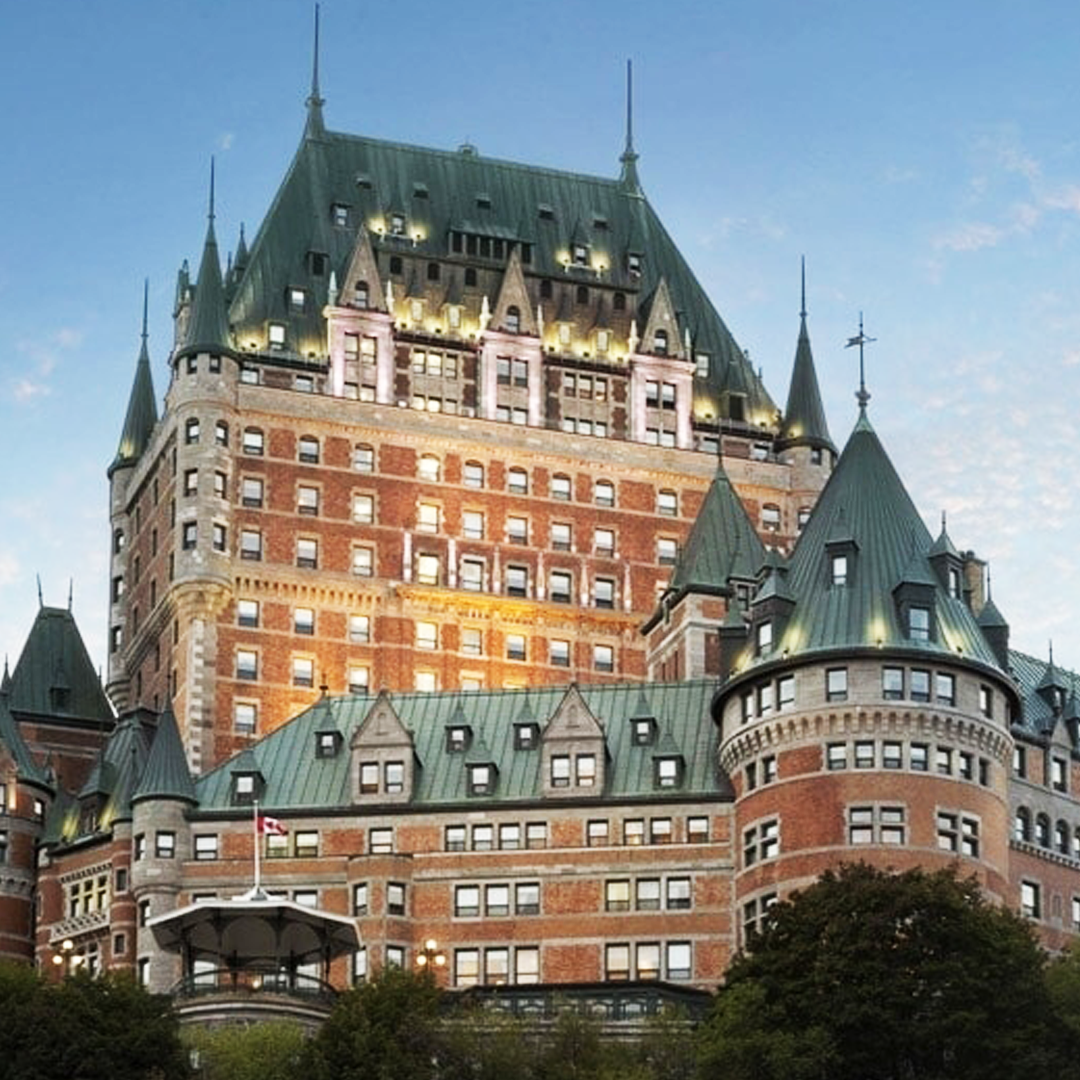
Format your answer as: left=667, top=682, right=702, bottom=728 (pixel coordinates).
left=468, top=763, right=496, bottom=795
left=948, top=567, right=962, bottom=599
left=390, top=213, right=406, bottom=236
left=653, top=328, right=668, bottom=356
left=572, top=244, right=588, bottom=266
left=631, top=717, right=657, bottom=746
left=627, top=252, right=642, bottom=277
left=908, top=605, right=931, bottom=641
left=355, top=280, right=369, bottom=308
left=505, top=306, right=521, bottom=333
left=316, top=731, right=342, bottom=759
left=538, top=204, right=555, bottom=221
left=654, top=756, right=684, bottom=789
left=446, top=726, right=472, bottom=752
left=289, top=287, right=306, bottom=311
left=332, top=203, right=349, bottom=227
left=832, top=554, right=848, bottom=586
left=514, top=723, right=539, bottom=750
left=756, top=620, right=773, bottom=657
left=476, top=193, right=492, bottom=210
left=231, top=772, right=263, bottom=806
left=268, top=323, right=286, bottom=349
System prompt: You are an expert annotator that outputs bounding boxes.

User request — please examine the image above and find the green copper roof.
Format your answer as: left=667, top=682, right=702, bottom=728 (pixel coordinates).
left=132, top=705, right=196, bottom=805
left=757, top=410, right=1000, bottom=667
left=1010, top=649, right=1080, bottom=744
left=228, top=108, right=776, bottom=422
left=779, top=313, right=834, bottom=452
left=109, top=283, right=158, bottom=476
left=8, top=607, right=114, bottom=725
left=651, top=466, right=766, bottom=615
left=194, top=682, right=723, bottom=813
left=0, top=686, right=50, bottom=790
left=180, top=167, right=232, bottom=358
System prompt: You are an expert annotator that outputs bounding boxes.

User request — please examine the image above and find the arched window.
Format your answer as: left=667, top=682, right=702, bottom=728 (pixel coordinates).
left=505, top=306, right=520, bottom=333
left=1035, top=812, right=1051, bottom=847
left=418, top=455, right=441, bottom=482
left=1015, top=808, right=1031, bottom=842
left=1056, top=820, right=1070, bottom=854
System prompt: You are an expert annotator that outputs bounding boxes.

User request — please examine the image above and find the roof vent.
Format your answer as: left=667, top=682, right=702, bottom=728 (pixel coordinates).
left=458, top=142, right=478, bottom=157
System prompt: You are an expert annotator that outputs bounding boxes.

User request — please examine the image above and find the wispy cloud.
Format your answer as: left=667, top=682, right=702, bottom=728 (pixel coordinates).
left=217, top=131, right=235, bottom=151
left=7, top=328, right=83, bottom=403
left=0, top=550, right=19, bottom=588
left=933, top=222, right=1004, bottom=252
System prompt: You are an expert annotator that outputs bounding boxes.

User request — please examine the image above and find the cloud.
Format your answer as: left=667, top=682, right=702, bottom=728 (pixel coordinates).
left=217, top=132, right=235, bottom=151
left=0, top=550, right=18, bottom=588
left=932, top=222, right=1004, bottom=252
left=1043, top=185, right=1080, bottom=214
left=7, top=328, right=83, bottom=403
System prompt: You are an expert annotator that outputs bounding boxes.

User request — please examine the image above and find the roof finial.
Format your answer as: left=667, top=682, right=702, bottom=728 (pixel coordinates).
left=68, top=578, right=73, bottom=611
left=208, top=157, right=216, bottom=224
left=36, top=574, right=43, bottom=608
left=800, top=256, right=806, bottom=320
left=619, top=60, right=641, bottom=194
left=845, top=312, right=875, bottom=412
left=986, top=565, right=993, bottom=600
left=141, top=278, right=149, bottom=347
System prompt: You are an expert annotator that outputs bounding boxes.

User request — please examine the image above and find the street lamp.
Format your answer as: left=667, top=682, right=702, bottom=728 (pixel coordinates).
left=51, top=938, right=83, bottom=977
left=416, top=938, right=446, bottom=976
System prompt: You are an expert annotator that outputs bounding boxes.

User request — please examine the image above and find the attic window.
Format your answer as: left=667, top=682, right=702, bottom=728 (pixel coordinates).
left=948, top=567, right=962, bottom=599
left=506, top=306, right=521, bottom=333
left=627, top=252, right=642, bottom=277
left=654, top=757, right=684, bottom=789
left=268, top=323, right=286, bottom=349
left=572, top=244, right=588, bottom=267
left=908, top=606, right=931, bottom=642
left=514, top=723, right=539, bottom=750
left=332, top=204, right=350, bottom=227
left=476, top=194, right=492, bottom=210
left=832, top=554, right=848, bottom=586
left=446, top=726, right=472, bottom=753
left=231, top=773, right=261, bottom=806
left=538, top=204, right=555, bottom=221
left=756, top=620, right=773, bottom=657
left=653, top=328, right=668, bottom=356
left=468, top=764, right=495, bottom=795
left=632, top=717, right=657, bottom=746
left=390, top=213, right=406, bottom=236
left=695, top=352, right=710, bottom=378
left=592, top=215, right=609, bottom=230
left=307, top=252, right=327, bottom=276
left=289, top=288, right=306, bottom=311
left=413, top=182, right=429, bottom=199
left=356, top=174, right=373, bottom=189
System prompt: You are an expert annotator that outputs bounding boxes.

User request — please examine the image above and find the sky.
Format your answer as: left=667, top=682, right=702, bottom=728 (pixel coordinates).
left=2, top=0, right=1080, bottom=679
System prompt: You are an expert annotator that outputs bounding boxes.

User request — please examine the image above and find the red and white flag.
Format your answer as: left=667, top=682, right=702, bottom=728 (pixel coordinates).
left=258, top=815, right=287, bottom=836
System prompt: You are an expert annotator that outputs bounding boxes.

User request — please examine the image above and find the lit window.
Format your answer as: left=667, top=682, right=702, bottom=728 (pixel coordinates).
left=417, top=503, right=440, bottom=533
left=832, top=554, right=848, bottom=585
left=418, top=455, right=441, bottom=482
left=462, top=510, right=484, bottom=539
left=268, top=323, right=286, bottom=348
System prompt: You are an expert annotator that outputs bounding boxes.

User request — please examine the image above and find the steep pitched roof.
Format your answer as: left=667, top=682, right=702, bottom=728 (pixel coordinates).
left=227, top=107, right=775, bottom=422
left=779, top=296, right=834, bottom=453
left=0, top=687, right=50, bottom=790
left=647, top=466, right=765, bottom=624
left=109, top=283, right=158, bottom=476
left=132, top=706, right=196, bottom=805
left=763, top=410, right=1000, bottom=666
left=179, top=166, right=232, bottom=358
left=193, top=682, right=723, bottom=812
left=8, top=607, right=113, bottom=724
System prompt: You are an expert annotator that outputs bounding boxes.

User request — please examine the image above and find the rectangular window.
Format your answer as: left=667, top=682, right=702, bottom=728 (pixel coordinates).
left=882, top=741, right=903, bottom=769
left=194, top=835, right=218, bottom=861
left=650, top=817, right=673, bottom=844
left=506, top=634, right=526, bottom=661
left=352, top=883, right=368, bottom=916
left=515, top=882, right=540, bottom=916
left=666, top=877, right=692, bottom=910
left=498, top=823, right=520, bottom=850
left=292, top=656, right=314, bottom=687
left=636, top=878, right=661, bottom=911
left=936, top=673, right=956, bottom=706
left=349, top=614, right=370, bottom=643
left=353, top=546, right=374, bottom=576
left=624, top=819, right=645, bottom=846
left=911, top=669, right=931, bottom=702
left=472, top=825, right=494, bottom=851
left=594, top=577, right=615, bottom=609
left=854, top=741, right=875, bottom=769
left=594, top=644, right=615, bottom=673
left=605, top=944, right=631, bottom=982
left=445, top=825, right=466, bottom=852
left=882, top=667, right=904, bottom=700
left=525, top=822, right=547, bottom=849
left=505, top=565, right=529, bottom=597
left=387, top=882, right=406, bottom=915
left=910, top=743, right=929, bottom=772
left=369, top=828, right=393, bottom=854
left=352, top=494, right=375, bottom=524
left=826, top=668, right=848, bottom=701
left=155, top=831, right=176, bottom=858
left=587, top=819, right=609, bottom=847
left=460, top=556, right=484, bottom=592
left=609, top=879, right=635, bottom=913
left=297, top=538, right=318, bottom=569
left=1021, top=880, right=1041, bottom=919
left=687, top=816, right=709, bottom=844
left=826, top=743, right=847, bottom=770
left=485, top=884, right=510, bottom=917
left=576, top=755, right=597, bottom=787
left=549, top=570, right=572, bottom=604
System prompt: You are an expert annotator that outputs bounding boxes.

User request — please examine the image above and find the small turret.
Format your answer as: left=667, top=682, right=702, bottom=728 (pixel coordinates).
left=108, top=282, right=158, bottom=478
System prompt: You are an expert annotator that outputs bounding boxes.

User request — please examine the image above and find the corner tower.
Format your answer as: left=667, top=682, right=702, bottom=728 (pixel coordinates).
left=713, top=393, right=1018, bottom=949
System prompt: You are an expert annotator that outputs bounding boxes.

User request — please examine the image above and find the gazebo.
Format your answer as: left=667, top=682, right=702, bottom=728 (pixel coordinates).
left=148, top=886, right=359, bottom=1028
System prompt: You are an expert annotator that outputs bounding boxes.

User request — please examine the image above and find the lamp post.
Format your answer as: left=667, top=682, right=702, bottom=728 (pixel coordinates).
left=51, top=938, right=83, bottom=978
left=415, top=938, right=446, bottom=981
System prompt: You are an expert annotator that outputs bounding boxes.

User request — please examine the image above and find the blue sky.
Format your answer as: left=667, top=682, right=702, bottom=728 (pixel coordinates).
left=2, top=0, right=1079, bottom=676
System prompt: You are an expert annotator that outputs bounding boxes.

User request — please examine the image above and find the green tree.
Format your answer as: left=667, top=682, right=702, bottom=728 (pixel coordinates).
left=305, top=965, right=443, bottom=1080
left=185, top=1021, right=307, bottom=1080
left=1046, top=939, right=1080, bottom=1056
left=696, top=863, right=1065, bottom=1080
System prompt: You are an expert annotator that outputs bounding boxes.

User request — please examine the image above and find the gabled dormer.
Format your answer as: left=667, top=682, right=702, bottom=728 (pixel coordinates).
left=750, top=551, right=795, bottom=657
left=541, top=685, right=607, bottom=798
left=313, top=694, right=343, bottom=759
left=340, top=224, right=386, bottom=312
left=350, top=690, right=415, bottom=805
left=638, top=277, right=683, bottom=360
left=824, top=507, right=859, bottom=589
left=928, top=515, right=964, bottom=602
left=444, top=701, right=473, bottom=753
left=892, top=548, right=939, bottom=644
left=492, top=246, right=538, bottom=336
left=628, top=691, right=658, bottom=747
left=464, top=736, right=498, bottom=797
left=1036, top=650, right=1068, bottom=718
left=652, top=730, right=686, bottom=790
left=229, top=747, right=265, bottom=807
left=513, top=695, right=540, bottom=751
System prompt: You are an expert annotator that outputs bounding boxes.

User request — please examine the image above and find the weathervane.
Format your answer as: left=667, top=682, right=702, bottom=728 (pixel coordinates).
left=845, top=312, right=875, bottom=411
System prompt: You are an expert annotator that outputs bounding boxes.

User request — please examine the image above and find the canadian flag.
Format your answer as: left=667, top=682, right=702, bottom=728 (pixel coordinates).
left=258, top=815, right=287, bottom=836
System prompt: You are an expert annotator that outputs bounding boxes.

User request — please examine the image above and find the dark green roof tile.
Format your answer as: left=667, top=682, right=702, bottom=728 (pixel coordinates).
left=132, top=706, right=196, bottom=805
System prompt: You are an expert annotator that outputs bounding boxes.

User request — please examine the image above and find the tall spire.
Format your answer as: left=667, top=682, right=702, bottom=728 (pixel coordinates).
left=619, top=60, right=641, bottom=195
left=304, top=4, right=326, bottom=139
left=779, top=259, right=834, bottom=453
left=180, top=160, right=232, bottom=358
left=109, top=282, right=159, bottom=476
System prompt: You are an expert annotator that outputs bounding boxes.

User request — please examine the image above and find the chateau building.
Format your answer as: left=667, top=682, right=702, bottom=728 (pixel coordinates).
left=0, top=35, right=1078, bottom=1026
left=104, top=60, right=834, bottom=773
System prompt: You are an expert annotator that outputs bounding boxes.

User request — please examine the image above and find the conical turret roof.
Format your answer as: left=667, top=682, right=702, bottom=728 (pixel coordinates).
left=779, top=264, right=833, bottom=452
left=109, top=283, right=158, bottom=476
left=132, top=705, right=197, bottom=805
left=180, top=164, right=232, bottom=357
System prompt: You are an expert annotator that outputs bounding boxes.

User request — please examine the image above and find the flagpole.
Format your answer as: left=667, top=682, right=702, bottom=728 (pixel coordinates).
left=253, top=799, right=261, bottom=893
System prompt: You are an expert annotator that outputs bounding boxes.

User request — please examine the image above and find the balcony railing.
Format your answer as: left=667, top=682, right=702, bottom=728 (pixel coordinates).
left=171, top=967, right=337, bottom=1006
